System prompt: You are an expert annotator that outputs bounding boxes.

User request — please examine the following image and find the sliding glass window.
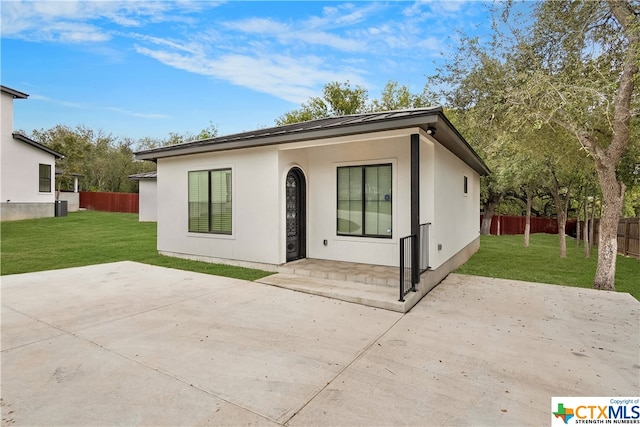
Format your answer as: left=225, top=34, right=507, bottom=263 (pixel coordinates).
left=337, top=164, right=392, bottom=238
left=188, top=169, right=232, bottom=234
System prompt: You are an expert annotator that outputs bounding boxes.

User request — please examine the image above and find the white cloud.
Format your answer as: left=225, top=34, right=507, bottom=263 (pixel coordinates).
left=128, top=33, right=205, bottom=55
left=223, top=17, right=290, bottom=34
left=30, top=92, right=169, bottom=119
left=103, top=107, right=171, bottom=120
left=0, top=0, right=217, bottom=43
left=135, top=45, right=365, bottom=103
left=29, top=94, right=84, bottom=109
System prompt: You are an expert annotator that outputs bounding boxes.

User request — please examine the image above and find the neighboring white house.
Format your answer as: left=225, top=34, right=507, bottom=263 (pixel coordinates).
left=128, top=171, right=157, bottom=222
left=1, top=85, right=64, bottom=221
left=136, top=108, right=489, bottom=284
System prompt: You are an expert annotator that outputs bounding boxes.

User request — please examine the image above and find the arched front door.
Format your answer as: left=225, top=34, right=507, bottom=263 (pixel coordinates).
left=286, top=167, right=306, bottom=262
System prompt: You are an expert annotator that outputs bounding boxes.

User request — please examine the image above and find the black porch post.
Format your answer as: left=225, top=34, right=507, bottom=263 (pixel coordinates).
left=410, top=133, right=420, bottom=287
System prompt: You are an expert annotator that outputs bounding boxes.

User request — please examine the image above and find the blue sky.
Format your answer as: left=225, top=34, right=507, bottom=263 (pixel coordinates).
left=2, top=1, right=492, bottom=143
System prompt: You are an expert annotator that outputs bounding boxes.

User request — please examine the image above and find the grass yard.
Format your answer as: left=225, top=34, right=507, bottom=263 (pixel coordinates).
left=456, top=233, right=640, bottom=300
left=0, top=211, right=271, bottom=281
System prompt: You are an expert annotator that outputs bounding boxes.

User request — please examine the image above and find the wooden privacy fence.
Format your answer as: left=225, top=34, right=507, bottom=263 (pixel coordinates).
left=79, top=191, right=139, bottom=214
left=582, top=218, right=640, bottom=259
left=480, top=215, right=577, bottom=235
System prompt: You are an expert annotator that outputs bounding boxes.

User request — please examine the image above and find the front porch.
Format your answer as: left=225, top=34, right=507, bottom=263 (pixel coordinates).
left=279, top=258, right=399, bottom=287
left=256, top=258, right=426, bottom=313
left=256, top=238, right=478, bottom=313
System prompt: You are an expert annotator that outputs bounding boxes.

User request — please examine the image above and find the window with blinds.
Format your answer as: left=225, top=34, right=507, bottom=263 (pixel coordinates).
left=39, top=164, right=51, bottom=193
left=337, top=164, right=392, bottom=238
left=188, top=168, right=232, bottom=234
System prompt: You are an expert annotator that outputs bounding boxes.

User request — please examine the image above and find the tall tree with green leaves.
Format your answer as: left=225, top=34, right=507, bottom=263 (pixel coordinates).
left=498, top=0, right=639, bottom=290
left=276, top=80, right=434, bottom=126
left=276, top=81, right=369, bottom=125
left=437, top=0, right=638, bottom=290
left=369, top=81, right=436, bottom=111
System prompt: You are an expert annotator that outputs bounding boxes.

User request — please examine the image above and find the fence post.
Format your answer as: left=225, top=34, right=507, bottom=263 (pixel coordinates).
left=624, top=219, right=630, bottom=257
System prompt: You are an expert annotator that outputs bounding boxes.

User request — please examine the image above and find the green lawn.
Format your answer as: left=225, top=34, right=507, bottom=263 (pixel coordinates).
left=0, top=211, right=271, bottom=281
left=456, top=233, right=640, bottom=300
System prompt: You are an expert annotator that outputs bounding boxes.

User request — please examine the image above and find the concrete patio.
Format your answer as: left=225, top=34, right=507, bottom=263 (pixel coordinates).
left=1, top=261, right=638, bottom=426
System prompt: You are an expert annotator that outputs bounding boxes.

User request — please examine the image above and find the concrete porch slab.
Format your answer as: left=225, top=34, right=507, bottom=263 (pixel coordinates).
left=279, top=258, right=399, bottom=287
left=257, top=273, right=422, bottom=313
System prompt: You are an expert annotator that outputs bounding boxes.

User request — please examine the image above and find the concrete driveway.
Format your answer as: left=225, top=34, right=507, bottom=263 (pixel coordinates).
left=1, top=261, right=638, bottom=426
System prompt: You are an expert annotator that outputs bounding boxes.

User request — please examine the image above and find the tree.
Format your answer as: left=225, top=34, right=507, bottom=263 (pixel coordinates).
left=32, top=122, right=218, bottom=193
left=499, top=1, right=639, bottom=290
left=276, top=81, right=368, bottom=125
left=437, top=0, right=638, bottom=290
left=369, top=81, right=436, bottom=111
left=276, top=80, right=434, bottom=126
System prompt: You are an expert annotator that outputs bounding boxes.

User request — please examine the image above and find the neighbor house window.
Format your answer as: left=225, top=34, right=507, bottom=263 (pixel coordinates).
left=464, top=175, right=469, bottom=194
left=337, top=164, right=392, bottom=238
left=39, top=164, right=51, bottom=192
left=188, top=168, right=232, bottom=234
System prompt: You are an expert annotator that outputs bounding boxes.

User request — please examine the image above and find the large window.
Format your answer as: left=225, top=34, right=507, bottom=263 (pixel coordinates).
left=188, top=169, right=232, bottom=234
left=39, top=164, right=51, bottom=192
left=337, top=164, right=392, bottom=238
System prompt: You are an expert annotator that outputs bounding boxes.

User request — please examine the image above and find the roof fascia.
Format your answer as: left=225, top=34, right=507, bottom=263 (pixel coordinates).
left=428, top=113, right=491, bottom=176
left=135, top=114, right=439, bottom=161
left=12, top=133, right=64, bottom=159
left=1, top=86, right=29, bottom=99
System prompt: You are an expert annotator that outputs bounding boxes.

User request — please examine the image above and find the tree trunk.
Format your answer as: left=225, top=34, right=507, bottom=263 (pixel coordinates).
left=593, top=165, right=625, bottom=291
left=589, top=196, right=596, bottom=250
left=480, top=192, right=502, bottom=235
left=557, top=209, right=567, bottom=258
left=524, top=188, right=532, bottom=248
left=590, top=0, right=636, bottom=291
left=583, top=198, right=590, bottom=258
left=550, top=178, right=570, bottom=258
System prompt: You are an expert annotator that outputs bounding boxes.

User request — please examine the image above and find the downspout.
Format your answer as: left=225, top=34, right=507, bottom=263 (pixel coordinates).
left=411, top=133, right=420, bottom=286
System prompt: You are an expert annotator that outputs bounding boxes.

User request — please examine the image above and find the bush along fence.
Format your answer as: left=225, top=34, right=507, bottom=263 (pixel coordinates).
left=578, top=217, right=640, bottom=260
left=79, top=191, right=139, bottom=214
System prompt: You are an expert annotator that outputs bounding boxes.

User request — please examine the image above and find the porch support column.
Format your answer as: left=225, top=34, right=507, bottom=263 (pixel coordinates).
left=411, top=133, right=420, bottom=286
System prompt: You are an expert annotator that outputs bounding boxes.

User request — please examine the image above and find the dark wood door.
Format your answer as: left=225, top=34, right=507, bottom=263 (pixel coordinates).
left=286, top=168, right=306, bottom=262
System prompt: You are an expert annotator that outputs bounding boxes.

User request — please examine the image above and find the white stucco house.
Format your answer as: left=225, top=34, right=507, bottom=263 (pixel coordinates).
left=1, top=85, right=64, bottom=221
left=128, top=171, right=157, bottom=222
left=136, top=108, right=489, bottom=298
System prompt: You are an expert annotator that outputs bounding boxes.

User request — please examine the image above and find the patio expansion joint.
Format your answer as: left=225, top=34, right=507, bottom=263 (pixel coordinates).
left=72, top=285, right=246, bottom=335
left=9, top=284, right=281, bottom=425
left=1, top=285, right=241, bottom=352
left=282, top=310, right=407, bottom=426
left=0, top=305, right=68, bottom=353
left=70, top=332, right=281, bottom=426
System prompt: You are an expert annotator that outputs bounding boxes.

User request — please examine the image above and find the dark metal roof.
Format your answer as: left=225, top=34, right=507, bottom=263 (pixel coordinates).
left=128, top=171, right=157, bottom=180
left=12, top=133, right=64, bottom=159
left=1, top=85, right=29, bottom=99
left=135, top=107, right=490, bottom=175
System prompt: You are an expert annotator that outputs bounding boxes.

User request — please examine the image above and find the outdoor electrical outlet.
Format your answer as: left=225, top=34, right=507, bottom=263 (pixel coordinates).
left=438, top=244, right=443, bottom=251
left=323, top=240, right=328, bottom=246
